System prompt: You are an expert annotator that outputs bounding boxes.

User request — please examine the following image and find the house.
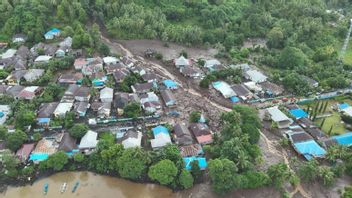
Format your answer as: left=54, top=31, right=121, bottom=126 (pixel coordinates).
left=302, top=75, right=319, bottom=88
left=121, top=56, right=134, bottom=68
left=0, top=105, right=11, bottom=125
left=74, top=86, right=91, bottom=102
left=17, top=86, right=42, bottom=100
left=150, top=126, right=172, bottom=150
left=231, top=84, right=253, bottom=101
left=140, top=92, right=161, bottom=114
left=230, top=63, right=251, bottom=72
left=55, top=49, right=65, bottom=57
left=14, top=59, right=27, bottom=70
left=91, top=72, right=107, bottom=87
left=204, top=59, right=221, bottom=71
left=91, top=102, right=111, bottom=118
left=183, top=157, right=207, bottom=170
left=212, top=81, right=236, bottom=98
left=105, top=62, right=126, bottom=74
left=131, top=65, right=146, bottom=76
left=73, top=101, right=90, bottom=117
left=100, top=87, right=114, bottom=103
left=112, top=68, right=130, bottom=83
left=12, top=34, right=27, bottom=43
left=30, top=138, right=57, bottom=162
left=57, top=37, right=72, bottom=57
left=23, top=69, right=45, bottom=82
left=113, top=93, right=140, bottom=115
left=64, top=84, right=80, bottom=100
left=244, top=81, right=262, bottom=93
left=174, top=123, right=193, bottom=146
left=259, top=81, right=284, bottom=97
left=58, top=73, right=83, bottom=84
left=82, top=57, right=103, bottom=76
left=16, top=45, right=30, bottom=61
left=6, top=70, right=27, bottom=85
left=74, top=58, right=88, bottom=70
left=142, top=73, right=159, bottom=83
left=121, top=130, right=142, bottom=149
left=160, top=89, right=176, bottom=107
left=16, top=143, right=35, bottom=162
left=244, top=70, right=267, bottom=83
left=0, top=85, right=10, bottom=96
left=79, top=130, right=99, bottom=154
left=34, top=55, right=52, bottom=63
left=37, top=102, right=59, bottom=126
left=54, top=102, right=74, bottom=118
left=266, top=106, right=293, bottom=128
left=44, top=28, right=61, bottom=40
left=131, top=82, right=156, bottom=94
left=58, top=133, right=77, bottom=153
left=180, top=66, right=202, bottom=79
left=189, top=123, right=213, bottom=145
left=174, top=56, right=191, bottom=68
left=1, top=49, right=17, bottom=59
left=0, top=58, right=15, bottom=70
left=179, top=144, right=203, bottom=157
left=103, top=56, right=119, bottom=65
left=6, top=85, right=24, bottom=98
left=163, top=79, right=178, bottom=89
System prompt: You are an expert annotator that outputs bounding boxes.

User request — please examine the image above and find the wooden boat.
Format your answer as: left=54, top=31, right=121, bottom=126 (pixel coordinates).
left=43, top=183, right=49, bottom=195
left=71, top=181, right=80, bottom=193
left=60, top=182, right=67, bottom=194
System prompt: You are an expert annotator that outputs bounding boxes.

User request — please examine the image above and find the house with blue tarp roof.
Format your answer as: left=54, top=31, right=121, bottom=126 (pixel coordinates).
left=338, top=103, right=349, bottom=110
left=230, top=96, right=240, bottom=103
left=183, top=157, right=207, bottom=170
left=163, top=79, right=178, bottom=89
left=293, top=140, right=326, bottom=160
left=289, top=109, right=308, bottom=119
left=44, top=28, right=61, bottom=40
left=332, top=132, right=352, bottom=146
left=152, top=125, right=169, bottom=136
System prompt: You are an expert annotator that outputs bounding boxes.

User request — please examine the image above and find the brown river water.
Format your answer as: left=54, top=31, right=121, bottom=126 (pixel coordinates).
left=0, top=172, right=178, bottom=198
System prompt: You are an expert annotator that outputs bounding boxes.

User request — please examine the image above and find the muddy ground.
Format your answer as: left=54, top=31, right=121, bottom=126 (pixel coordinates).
left=99, top=32, right=352, bottom=197
left=119, top=39, right=218, bottom=61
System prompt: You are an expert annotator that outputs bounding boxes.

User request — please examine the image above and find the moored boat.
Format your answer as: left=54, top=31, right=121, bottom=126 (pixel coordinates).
left=43, top=183, right=49, bottom=195
left=60, top=182, right=67, bottom=193
left=71, top=181, right=80, bottom=193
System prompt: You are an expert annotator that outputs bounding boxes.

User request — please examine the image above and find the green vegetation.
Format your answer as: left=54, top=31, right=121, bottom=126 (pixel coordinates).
left=69, top=124, right=89, bottom=139
left=148, top=159, right=178, bottom=186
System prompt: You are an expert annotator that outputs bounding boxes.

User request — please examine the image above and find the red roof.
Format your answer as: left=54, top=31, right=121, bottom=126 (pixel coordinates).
left=196, top=135, right=213, bottom=145
left=16, top=143, right=35, bottom=161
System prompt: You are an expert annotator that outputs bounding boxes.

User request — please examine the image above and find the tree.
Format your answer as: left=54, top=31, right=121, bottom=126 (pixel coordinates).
left=117, top=148, right=148, bottom=180
left=267, top=163, right=291, bottom=190
left=178, top=169, right=194, bottom=189
left=73, top=153, right=85, bottom=163
left=16, top=110, right=35, bottom=129
left=318, top=166, right=335, bottom=186
left=278, top=47, right=307, bottom=69
left=241, top=123, right=260, bottom=144
left=33, top=133, right=42, bottom=142
left=69, top=124, right=88, bottom=139
left=189, top=111, right=201, bottom=123
left=0, top=125, right=7, bottom=140
left=46, top=151, right=69, bottom=171
left=190, top=160, right=202, bottom=182
left=208, top=158, right=238, bottom=195
left=99, top=43, right=110, bottom=56
left=6, top=130, right=27, bottom=151
left=297, top=160, right=318, bottom=182
left=123, top=102, right=142, bottom=118
left=267, top=27, right=284, bottom=49
left=148, top=159, right=178, bottom=185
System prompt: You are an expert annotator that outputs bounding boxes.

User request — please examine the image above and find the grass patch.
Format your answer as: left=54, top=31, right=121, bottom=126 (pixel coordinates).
left=300, top=99, right=352, bottom=135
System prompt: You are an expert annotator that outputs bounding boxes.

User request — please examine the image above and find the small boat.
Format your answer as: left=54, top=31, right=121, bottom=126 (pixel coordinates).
left=71, top=181, right=80, bottom=193
left=60, top=182, right=67, bottom=194
left=43, top=183, right=49, bottom=195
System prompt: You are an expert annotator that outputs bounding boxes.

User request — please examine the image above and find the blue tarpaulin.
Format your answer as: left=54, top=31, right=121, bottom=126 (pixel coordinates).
left=29, top=153, right=49, bottom=161
left=37, top=118, right=50, bottom=124
left=152, top=125, right=169, bottom=136
left=163, top=80, right=178, bottom=89
left=333, top=132, right=352, bottom=146
left=230, top=96, right=240, bottom=103
left=294, top=140, right=326, bottom=160
left=289, top=109, right=308, bottom=119
left=183, top=157, right=207, bottom=170
left=338, top=103, right=349, bottom=110
left=0, top=112, right=4, bottom=118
